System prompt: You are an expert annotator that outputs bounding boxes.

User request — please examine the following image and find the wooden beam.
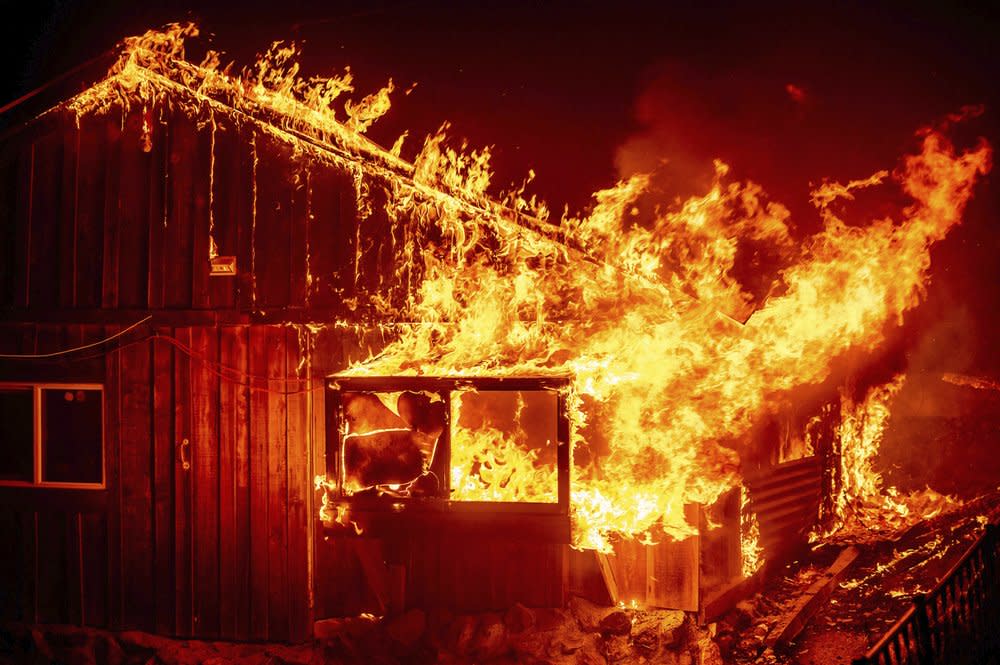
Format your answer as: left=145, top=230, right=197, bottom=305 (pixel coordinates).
left=595, top=551, right=619, bottom=606
left=765, top=546, right=860, bottom=649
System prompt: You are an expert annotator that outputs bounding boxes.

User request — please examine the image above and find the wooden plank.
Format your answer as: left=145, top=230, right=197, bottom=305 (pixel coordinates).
left=253, top=138, right=293, bottom=309
left=65, top=513, right=83, bottom=626
left=146, top=105, right=168, bottom=310
left=236, top=132, right=256, bottom=310
left=104, top=326, right=122, bottom=629
left=81, top=512, right=108, bottom=627
left=116, top=109, right=151, bottom=308
left=248, top=325, right=271, bottom=639
left=596, top=551, right=620, bottom=605
left=152, top=329, right=175, bottom=635
left=352, top=539, right=389, bottom=615
left=100, top=122, right=122, bottom=308
left=10, top=142, right=32, bottom=308
left=191, top=326, right=220, bottom=637
left=765, top=546, right=860, bottom=648
left=120, top=337, right=154, bottom=630
left=73, top=114, right=108, bottom=309
left=265, top=325, right=290, bottom=640
left=647, top=509, right=700, bottom=611
left=190, top=115, right=214, bottom=310
left=0, top=143, right=16, bottom=306
left=289, top=165, right=310, bottom=308
left=173, top=327, right=193, bottom=636
left=57, top=124, right=78, bottom=307
left=285, top=325, right=311, bottom=641
left=36, top=511, right=69, bottom=624
left=220, top=325, right=251, bottom=640
left=207, top=118, right=241, bottom=310
left=164, top=112, right=197, bottom=308
left=305, top=163, right=355, bottom=311
left=28, top=129, right=63, bottom=308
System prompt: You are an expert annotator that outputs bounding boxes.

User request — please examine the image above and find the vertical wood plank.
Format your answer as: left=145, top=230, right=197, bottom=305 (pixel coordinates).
left=190, top=116, right=214, bottom=310
left=289, top=166, right=310, bottom=308
left=105, top=326, right=122, bottom=629
left=74, top=114, right=108, bottom=309
left=191, top=326, right=220, bottom=637
left=207, top=119, right=242, bottom=310
left=173, top=327, right=193, bottom=636
left=10, top=142, right=33, bottom=308
left=152, top=329, right=175, bottom=635
left=120, top=338, right=154, bottom=630
left=236, top=133, right=256, bottom=311
left=0, top=144, right=16, bottom=306
left=147, top=107, right=169, bottom=310
left=28, top=129, right=63, bottom=308
left=253, top=139, right=293, bottom=309
left=220, top=325, right=251, bottom=640
left=65, top=514, right=83, bottom=626
left=100, top=122, right=122, bottom=309
left=285, top=326, right=310, bottom=641
left=81, top=512, right=108, bottom=628
left=57, top=124, right=78, bottom=307
left=116, top=108, right=152, bottom=309
left=164, top=113, right=196, bottom=308
left=36, top=513, right=69, bottom=623
left=266, top=325, right=289, bottom=640
left=248, top=325, right=270, bottom=639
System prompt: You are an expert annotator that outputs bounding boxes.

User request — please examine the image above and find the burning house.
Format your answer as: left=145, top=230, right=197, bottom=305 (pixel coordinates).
left=0, top=21, right=992, bottom=657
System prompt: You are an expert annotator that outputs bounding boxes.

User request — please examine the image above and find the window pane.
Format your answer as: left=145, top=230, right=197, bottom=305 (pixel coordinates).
left=340, top=390, right=446, bottom=497
left=42, top=388, right=103, bottom=484
left=0, top=388, right=34, bottom=482
left=451, top=390, right=559, bottom=503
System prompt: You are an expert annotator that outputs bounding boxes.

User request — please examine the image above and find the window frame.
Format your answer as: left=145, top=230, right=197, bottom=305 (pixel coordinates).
left=0, top=382, right=106, bottom=490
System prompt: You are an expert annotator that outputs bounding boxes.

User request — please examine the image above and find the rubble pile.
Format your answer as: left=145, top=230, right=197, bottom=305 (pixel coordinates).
left=0, top=598, right=726, bottom=665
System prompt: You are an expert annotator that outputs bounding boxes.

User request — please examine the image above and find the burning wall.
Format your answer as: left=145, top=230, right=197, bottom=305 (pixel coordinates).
left=61, top=24, right=992, bottom=556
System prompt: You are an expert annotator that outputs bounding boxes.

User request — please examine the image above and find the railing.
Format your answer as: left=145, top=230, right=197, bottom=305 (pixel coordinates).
left=853, top=523, right=1000, bottom=665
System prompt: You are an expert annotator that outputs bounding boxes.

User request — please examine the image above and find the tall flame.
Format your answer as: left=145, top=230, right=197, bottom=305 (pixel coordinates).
left=819, top=375, right=959, bottom=542
left=63, top=25, right=992, bottom=551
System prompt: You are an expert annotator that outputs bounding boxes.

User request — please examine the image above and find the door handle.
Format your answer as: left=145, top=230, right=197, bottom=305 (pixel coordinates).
left=179, top=438, right=191, bottom=471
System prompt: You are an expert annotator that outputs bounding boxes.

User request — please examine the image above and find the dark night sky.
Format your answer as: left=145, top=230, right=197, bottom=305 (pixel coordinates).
left=3, top=1, right=999, bottom=374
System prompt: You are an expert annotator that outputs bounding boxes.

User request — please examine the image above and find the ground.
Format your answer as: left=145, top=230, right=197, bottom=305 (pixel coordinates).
left=715, top=488, right=1000, bottom=664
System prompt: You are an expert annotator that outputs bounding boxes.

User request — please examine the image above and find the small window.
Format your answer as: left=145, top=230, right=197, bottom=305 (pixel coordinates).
left=0, top=383, right=104, bottom=489
left=0, top=388, right=34, bottom=482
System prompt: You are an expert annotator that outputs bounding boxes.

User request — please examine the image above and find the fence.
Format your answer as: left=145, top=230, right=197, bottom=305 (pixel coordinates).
left=853, top=523, right=1000, bottom=665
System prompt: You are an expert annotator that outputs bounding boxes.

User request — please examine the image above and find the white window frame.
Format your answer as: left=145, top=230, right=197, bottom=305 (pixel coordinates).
left=0, top=382, right=105, bottom=490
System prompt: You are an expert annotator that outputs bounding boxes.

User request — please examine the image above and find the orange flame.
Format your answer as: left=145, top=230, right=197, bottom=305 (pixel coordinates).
left=819, top=375, right=959, bottom=543
left=65, top=25, right=991, bottom=552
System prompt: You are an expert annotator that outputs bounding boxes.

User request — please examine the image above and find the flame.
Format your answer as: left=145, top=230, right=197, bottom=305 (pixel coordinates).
left=741, top=484, right=764, bottom=578
left=61, top=25, right=992, bottom=552
left=449, top=390, right=559, bottom=503
left=819, top=375, right=959, bottom=542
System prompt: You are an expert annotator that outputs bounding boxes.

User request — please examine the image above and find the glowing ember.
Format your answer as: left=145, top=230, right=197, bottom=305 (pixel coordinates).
left=63, top=25, right=991, bottom=552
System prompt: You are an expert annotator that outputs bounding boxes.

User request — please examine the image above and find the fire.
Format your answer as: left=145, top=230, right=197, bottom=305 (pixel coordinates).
left=741, top=484, right=763, bottom=578
left=819, top=375, right=959, bottom=542
left=63, top=25, right=991, bottom=552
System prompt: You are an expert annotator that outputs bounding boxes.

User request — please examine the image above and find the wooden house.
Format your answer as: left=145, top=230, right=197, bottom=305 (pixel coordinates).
left=0, top=38, right=823, bottom=642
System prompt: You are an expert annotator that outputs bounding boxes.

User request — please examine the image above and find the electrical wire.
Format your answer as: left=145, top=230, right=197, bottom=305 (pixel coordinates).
left=0, top=316, right=324, bottom=395
left=0, top=316, right=153, bottom=359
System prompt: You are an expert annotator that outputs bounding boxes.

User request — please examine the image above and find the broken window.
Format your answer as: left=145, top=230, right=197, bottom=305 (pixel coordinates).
left=327, top=376, right=569, bottom=506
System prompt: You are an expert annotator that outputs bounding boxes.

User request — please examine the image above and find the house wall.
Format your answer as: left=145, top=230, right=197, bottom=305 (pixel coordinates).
left=0, top=97, right=572, bottom=640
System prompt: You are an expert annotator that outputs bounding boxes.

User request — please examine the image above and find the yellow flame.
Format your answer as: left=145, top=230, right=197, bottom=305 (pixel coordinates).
left=64, top=25, right=991, bottom=552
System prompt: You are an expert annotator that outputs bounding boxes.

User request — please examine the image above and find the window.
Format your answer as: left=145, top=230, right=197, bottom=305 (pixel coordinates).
left=0, top=383, right=104, bottom=489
